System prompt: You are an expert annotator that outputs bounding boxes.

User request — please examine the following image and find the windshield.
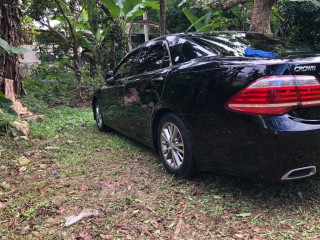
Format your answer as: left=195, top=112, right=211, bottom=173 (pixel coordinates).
left=188, top=32, right=317, bottom=57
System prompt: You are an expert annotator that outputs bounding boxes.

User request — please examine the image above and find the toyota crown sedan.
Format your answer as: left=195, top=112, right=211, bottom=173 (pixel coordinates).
left=93, top=31, right=320, bottom=181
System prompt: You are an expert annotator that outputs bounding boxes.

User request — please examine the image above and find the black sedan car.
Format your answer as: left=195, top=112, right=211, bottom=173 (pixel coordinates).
left=93, top=31, right=320, bottom=181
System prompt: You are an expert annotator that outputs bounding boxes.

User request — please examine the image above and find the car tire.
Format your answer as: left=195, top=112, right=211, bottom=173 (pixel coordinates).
left=157, top=113, right=198, bottom=178
left=93, top=100, right=110, bottom=132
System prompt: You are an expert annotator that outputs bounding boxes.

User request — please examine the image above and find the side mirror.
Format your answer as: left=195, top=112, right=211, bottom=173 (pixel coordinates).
left=104, top=70, right=114, bottom=85
left=105, top=70, right=114, bottom=79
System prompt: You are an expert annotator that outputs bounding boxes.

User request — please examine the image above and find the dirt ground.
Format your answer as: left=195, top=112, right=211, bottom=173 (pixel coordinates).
left=1, top=107, right=320, bottom=239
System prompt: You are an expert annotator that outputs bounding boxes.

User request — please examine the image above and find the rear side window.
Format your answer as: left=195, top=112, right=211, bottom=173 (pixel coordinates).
left=114, top=50, right=139, bottom=79
left=132, top=42, right=170, bottom=75
left=167, top=36, right=216, bottom=65
left=188, top=32, right=318, bottom=57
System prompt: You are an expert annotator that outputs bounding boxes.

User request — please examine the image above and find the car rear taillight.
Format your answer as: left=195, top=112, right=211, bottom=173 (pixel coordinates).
left=226, top=75, right=320, bottom=115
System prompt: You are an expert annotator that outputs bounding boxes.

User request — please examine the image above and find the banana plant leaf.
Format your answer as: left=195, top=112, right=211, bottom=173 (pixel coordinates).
left=0, top=38, right=28, bottom=55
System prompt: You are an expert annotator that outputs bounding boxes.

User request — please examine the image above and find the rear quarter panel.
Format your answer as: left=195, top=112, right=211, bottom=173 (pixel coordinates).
left=160, top=57, right=301, bottom=179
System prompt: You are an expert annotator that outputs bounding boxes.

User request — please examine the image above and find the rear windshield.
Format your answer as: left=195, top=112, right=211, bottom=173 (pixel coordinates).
left=188, top=32, right=317, bottom=57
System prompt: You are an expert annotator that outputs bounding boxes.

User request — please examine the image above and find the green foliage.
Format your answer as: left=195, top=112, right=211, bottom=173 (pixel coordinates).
left=20, top=64, right=78, bottom=112
left=102, top=23, right=128, bottom=67
left=20, top=63, right=103, bottom=114
left=0, top=94, right=18, bottom=117
left=25, top=0, right=161, bottom=76
left=0, top=38, right=28, bottom=55
left=25, top=64, right=77, bottom=105
left=182, top=8, right=206, bottom=31
left=30, top=107, right=93, bottom=138
left=0, top=112, right=16, bottom=135
left=181, top=3, right=253, bottom=32
left=19, top=94, right=48, bottom=115
left=0, top=94, right=18, bottom=135
left=276, top=1, right=320, bottom=44
left=143, top=0, right=194, bottom=34
left=78, top=13, right=127, bottom=71
left=101, top=0, right=159, bottom=23
left=0, top=94, right=13, bottom=109
left=99, top=0, right=159, bottom=57
left=26, top=0, right=90, bottom=83
left=302, top=0, right=320, bottom=7
left=101, top=0, right=122, bottom=18
left=180, top=0, right=320, bottom=36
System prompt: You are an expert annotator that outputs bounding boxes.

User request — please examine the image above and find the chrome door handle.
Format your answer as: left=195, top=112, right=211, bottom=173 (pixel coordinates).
left=152, top=77, right=164, bottom=81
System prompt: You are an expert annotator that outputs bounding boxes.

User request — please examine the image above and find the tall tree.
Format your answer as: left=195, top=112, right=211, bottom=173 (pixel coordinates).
left=159, top=0, right=166, bottom=35
left=206, top=0, right=276, bottom=34
left=0, top=0, right=24, bottom=95
left=250, top=0, right=276, bottom=34
left=184, top=0, right=278, bottom=34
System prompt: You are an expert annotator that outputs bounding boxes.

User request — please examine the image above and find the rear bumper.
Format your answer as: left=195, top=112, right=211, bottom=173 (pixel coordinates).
left=186, top=113, right=320, bottom=181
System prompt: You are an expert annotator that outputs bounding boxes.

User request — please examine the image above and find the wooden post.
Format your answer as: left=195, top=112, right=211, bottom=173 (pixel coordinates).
left=142, top=0, right=149, bottom=42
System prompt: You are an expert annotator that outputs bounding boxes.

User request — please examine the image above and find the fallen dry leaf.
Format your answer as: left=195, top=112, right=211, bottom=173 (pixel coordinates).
left=119, top=229, right=129, bottom=235
left=100, top=234, right=113, bottom=239
left=79, top=232, right=93, bottom=240
left=39, top=188, right=46, bottom=195
left=80, top=186, right=89, bottom=191
left=151, top=221, right=158, bottom=229
left=60, top=207, right=65, bottom=214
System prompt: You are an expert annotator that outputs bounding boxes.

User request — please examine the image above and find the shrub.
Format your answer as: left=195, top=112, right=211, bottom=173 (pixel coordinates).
left=0, top=94, right=18, bottom=135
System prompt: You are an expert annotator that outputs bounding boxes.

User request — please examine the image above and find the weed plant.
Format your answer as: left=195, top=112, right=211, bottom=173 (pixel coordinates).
left=20, top=62, right=103, bottom=114
left=30, top=107, right=94, bottom=138
left=0, top=93, right=18, bottom=135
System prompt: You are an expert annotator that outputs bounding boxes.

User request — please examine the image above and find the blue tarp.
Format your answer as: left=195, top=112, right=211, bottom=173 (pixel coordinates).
left=245, top=46, right=277, bottom=58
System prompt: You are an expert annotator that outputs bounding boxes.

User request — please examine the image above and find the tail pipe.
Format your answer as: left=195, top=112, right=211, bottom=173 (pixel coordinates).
left=281, top=166, right=316, bottom=181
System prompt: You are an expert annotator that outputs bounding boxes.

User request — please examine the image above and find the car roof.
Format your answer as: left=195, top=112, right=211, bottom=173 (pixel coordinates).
left=139, top=31, right=266, bottom=47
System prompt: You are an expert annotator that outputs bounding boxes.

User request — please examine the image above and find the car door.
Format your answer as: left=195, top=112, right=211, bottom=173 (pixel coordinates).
left=99, top=50, right=140, bottom=131
left=123, top=40, right=171, bottom=142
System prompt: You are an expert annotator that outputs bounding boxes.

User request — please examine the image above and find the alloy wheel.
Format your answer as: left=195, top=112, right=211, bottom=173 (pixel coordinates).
left=160, top=122, right=185, bottom=169
left=95, top=103, right=103, bottom=128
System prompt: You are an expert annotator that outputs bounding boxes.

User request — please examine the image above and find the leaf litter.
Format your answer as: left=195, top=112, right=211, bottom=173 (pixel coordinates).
left=1, top=107, right=320, bottom=239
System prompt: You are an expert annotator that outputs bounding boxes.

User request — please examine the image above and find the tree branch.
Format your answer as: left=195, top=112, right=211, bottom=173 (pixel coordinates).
left=38, top=19, right=70, bottom=44
left=96, top=0, right=116, bottom=23
left=66, top=63, right=75, bottom=70
left=65, top=1, right=81, bottom=13
left=208, top=0, right=252, bottom=11
left=73, top=7, right=84, bottom=30
left=54, top=0, right=76, bottom=40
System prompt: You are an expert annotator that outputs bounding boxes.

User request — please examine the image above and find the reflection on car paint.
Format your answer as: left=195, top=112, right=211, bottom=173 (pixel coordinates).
left=93, top=31, right=320, bottom=180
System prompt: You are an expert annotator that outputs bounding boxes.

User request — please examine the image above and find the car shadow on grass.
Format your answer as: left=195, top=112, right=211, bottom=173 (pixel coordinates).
left=104, top=129, right=320, bottom=209
left=190, top=172, right=320, bottom=209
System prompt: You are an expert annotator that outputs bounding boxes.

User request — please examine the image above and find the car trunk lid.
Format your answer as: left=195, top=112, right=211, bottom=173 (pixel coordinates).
left=286, top=54, right=320, bottom=119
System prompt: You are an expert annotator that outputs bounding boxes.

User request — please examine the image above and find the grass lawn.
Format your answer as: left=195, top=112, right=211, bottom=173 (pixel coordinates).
left=1, top=106, right=320, bottom=239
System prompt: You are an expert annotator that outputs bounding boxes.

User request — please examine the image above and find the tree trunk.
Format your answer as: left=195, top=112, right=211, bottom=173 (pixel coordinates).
left=0, top=0, right=24, bottom=95
left=250, top=0, right=277, bottom=34
left=159, top=0, right=166, bottom=36
left=89, top=58, right=97, bottom=77
left=72, top=45, right=83, bottom=97
left=207, top=0, right=275, bottom=34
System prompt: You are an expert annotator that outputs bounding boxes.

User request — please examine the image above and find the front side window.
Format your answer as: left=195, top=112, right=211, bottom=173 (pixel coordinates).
left=114, top=50, right=140, bottom=80
left=132, top=42, right=170, bottom=76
